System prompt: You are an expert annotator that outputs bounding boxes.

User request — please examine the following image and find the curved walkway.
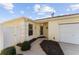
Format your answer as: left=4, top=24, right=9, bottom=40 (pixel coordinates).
left=22, top=38, right=46, bottom=55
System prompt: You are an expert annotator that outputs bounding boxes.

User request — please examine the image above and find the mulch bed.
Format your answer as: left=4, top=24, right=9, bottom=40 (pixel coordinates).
left=37, top=36, right=46, bottom=38
left=29, top=36, right=46, bottom=44
left=40, top=40, right=64, bottom=55
left=29, top=38, right=37, bottom=44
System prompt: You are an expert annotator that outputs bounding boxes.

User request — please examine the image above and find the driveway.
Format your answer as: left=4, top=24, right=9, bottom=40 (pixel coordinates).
left=59, top=42, right=79, bottom=55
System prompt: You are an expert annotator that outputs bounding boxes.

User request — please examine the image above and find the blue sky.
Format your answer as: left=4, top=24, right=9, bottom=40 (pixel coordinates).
left=0, top=3, right=79, bottom=23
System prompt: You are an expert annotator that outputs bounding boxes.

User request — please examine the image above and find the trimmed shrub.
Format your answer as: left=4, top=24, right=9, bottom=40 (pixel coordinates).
left=21, top=41, right=31, bottom=51
left=0, top=46, right=16, bottom=55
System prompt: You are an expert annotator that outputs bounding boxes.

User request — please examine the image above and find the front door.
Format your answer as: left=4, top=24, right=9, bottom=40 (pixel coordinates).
left=40, top=26, right=43, bottom=35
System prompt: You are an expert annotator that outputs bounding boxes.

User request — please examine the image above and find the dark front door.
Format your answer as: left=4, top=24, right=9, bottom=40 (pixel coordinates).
left=40, top=26, right=43, bottom=35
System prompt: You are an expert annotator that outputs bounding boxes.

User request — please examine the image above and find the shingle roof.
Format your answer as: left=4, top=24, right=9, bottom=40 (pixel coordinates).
left=36, top=13, right=79, bottom=21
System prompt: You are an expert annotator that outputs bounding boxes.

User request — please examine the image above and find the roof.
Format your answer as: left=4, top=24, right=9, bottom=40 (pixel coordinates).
left=36, top=13, right=79, bottom=20
left=35, top=13, right=79, bottom=23
left=0, top=16, right=38, bottom=25
left=0, top=17, right=26, bottom=24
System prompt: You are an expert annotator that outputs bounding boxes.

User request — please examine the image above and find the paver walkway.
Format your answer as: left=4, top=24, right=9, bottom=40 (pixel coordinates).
left=22, top=38, right=46, bottom=55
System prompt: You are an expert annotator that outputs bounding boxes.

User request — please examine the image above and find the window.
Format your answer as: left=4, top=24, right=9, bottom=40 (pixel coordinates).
left=28, top=24, right=33, bottom=36
left=40, top=26, right=43, bottom=35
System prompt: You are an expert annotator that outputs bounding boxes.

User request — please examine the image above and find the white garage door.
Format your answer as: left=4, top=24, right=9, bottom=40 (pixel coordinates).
left=59, top=23, right=79, bottom=44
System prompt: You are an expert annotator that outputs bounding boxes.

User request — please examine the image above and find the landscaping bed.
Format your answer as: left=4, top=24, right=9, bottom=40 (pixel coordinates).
left=40, top=40, right=64, bottom=55
left=37, top=36, right=46, bottom=38
left=29, top=38, right=37, bottom=44
left=29, top=36, right=46, bottom=44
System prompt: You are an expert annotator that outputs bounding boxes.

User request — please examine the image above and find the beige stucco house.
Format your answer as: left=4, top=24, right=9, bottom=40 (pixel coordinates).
left=1, top=13, right=79, bottom=52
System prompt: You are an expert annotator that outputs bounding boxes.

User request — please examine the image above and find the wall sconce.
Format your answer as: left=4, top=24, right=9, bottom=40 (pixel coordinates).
left=53, top=37, right=55, bottom=40
left=41, top=24, right=44, bottom=26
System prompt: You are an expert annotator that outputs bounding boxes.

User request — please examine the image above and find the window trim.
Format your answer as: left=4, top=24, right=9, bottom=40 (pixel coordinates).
left=28, top=24, right=33, bottom=36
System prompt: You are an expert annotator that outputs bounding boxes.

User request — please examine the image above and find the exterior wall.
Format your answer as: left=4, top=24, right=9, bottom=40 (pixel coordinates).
left=43, top=23, right=48, bottom=37
left=0, top=17, right=42, bottom=50
left=48, top=16, right=79, bottom=42
left=1, top=18, right=26, bottom=49
left=0, top=25, right=4, bottom=53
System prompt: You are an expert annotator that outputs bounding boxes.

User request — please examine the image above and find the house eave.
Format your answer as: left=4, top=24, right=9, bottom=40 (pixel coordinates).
left=35, top=13, right=79, bottom=23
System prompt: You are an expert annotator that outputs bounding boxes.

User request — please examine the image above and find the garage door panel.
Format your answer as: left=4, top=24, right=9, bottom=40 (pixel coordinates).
left=59, top=23, right=79, bottom=44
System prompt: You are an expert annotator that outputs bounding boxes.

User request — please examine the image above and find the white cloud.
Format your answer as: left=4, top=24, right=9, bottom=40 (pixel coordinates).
left=41, top=6, right=55, bottom=13
left=34, top=4, right=41, bottom=12
left=34, top=4, right=56, bottom=19
left=37, top=12, right=45, bottom=15
left=20, top=10, right=25, bottom=14
left=67, top=4, right=79, bottom=11
left=0, top=3, right=14, bottom=10
left=0, top=3, right=14, bottom=14
left=70, top=4, right=79, bottom=10
left=34, top=4, right=56, bottom=16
